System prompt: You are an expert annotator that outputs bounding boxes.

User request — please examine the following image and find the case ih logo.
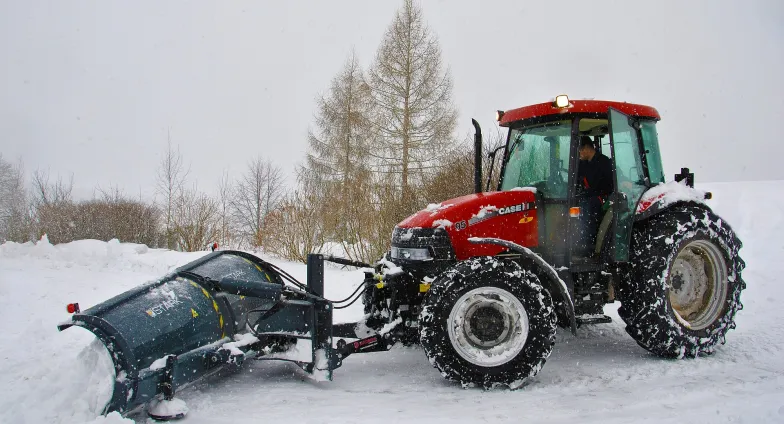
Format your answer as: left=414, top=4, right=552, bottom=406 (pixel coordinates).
left=498, top=202, right=532, bottom=215
left=468, top=202, right=534, bottom=227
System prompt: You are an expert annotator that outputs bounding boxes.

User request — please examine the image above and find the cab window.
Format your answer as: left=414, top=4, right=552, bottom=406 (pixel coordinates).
left=640, top=120, right=665, bottom=184
left=500, top=120, right=572, bottom=198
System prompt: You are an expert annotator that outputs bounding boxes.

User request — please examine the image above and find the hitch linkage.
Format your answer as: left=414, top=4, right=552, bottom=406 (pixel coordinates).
left=335, top=333, right=394, bottom=359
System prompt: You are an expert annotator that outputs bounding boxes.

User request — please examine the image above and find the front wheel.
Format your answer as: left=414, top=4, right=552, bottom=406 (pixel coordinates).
left=618, top=204, right=746, bottom=358
left=419, top=257, right=557, bottom=389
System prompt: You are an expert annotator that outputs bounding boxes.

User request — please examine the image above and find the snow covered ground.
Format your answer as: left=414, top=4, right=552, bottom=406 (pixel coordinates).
left=1, top=181, right=783, bottom=424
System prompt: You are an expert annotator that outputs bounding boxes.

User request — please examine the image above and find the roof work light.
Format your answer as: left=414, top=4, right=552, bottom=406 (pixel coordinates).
left=554, top=95, right=570, bottom=108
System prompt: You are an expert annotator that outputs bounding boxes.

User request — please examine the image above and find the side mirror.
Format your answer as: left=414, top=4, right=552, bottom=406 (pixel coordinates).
left=674, top=167, right=695, bottom=187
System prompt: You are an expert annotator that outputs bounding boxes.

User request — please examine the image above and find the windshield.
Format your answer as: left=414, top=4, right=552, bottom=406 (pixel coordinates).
left=500, top=120, right=572, bottom=198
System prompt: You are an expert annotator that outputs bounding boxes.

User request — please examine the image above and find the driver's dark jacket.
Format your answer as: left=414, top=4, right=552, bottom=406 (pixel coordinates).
left=577, top=153, right=613, bottom=199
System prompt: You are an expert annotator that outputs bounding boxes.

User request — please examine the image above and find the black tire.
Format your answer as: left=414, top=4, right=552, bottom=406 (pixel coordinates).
left=419, top=257, right=557, bottom=389
left=618, top=204, right=746, bottom=358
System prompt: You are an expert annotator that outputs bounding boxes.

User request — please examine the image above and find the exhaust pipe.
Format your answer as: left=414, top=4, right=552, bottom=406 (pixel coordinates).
left=472, top=119, right=482, bottom=194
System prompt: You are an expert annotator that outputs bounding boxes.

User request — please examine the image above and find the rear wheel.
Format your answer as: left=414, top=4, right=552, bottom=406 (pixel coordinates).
left=419, top=257, right=556, bottom=389
left=618, top=204, right=746, bottom=358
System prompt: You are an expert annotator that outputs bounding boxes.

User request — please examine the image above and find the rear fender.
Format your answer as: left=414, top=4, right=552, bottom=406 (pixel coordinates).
left=467, top=237, right=577, bottom=335
left=635, top=181, right=711, bottom=222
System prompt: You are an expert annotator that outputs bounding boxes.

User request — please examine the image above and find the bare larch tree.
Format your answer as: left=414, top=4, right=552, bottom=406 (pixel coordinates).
left=173, top=184, right=220, bottom=252
left=216, top=170, right=233, bottom=248
left=231, top=157, right=284, bottom=248
left=30, top=169, right=74, bottom=244
left=0, top=154, right=29, bottom=242
left=304, top=51, right=376, bottom=258
left=368, top=0, right=458, bottom=210
left=155, top=132, right=189, bottom=250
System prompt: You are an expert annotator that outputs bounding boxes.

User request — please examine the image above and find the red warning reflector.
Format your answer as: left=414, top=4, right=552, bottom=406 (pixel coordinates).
left=66, top=303, right=80, bottom=314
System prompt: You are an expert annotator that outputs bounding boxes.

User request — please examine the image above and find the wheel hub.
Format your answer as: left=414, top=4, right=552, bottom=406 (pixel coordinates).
left=448, top=287, right=529, bottom=367
left=466, top=305, right=508, bottom=346
left=669, top=240, right=728, bottom=330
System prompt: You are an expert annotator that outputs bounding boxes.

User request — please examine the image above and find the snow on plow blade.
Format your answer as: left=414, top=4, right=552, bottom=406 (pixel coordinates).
left=58, top=251, right=336, bottom=417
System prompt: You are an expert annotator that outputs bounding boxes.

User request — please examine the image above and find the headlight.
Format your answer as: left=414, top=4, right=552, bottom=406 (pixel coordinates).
left=390, top=246, right=433, bottom=261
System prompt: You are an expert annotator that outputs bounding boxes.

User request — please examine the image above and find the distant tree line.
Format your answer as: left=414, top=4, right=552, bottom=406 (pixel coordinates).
left=0, top=147, right=289, bottom=252
left=0, top=1, right=504, bottom=262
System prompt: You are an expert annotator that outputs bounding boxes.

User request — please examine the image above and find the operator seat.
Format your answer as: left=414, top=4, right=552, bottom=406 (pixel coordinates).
left=594, top=208, right=614, bottom=256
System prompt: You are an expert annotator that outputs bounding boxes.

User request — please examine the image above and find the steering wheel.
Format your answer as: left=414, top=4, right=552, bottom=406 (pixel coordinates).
left=530, top=179, right=548, bottom=193
left=574, top=179, right=589, bottom=198
left=547, top=166, right=565, bottom=185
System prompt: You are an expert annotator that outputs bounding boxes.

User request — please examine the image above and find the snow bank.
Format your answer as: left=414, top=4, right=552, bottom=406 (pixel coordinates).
left=81, top=412, right=134, bottom=423
left=72, top=339, right=116, bottom=416
left=0, top=326, right=129, bottom=424
left=0, top=235, right=205, bottom=275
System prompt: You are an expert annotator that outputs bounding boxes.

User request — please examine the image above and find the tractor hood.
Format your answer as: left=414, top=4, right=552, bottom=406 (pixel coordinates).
left=397, top=188, right=539, bottom=260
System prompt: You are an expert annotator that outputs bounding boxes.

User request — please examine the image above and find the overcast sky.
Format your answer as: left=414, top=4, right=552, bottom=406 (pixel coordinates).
left=1, top=0, right=782, bottom=200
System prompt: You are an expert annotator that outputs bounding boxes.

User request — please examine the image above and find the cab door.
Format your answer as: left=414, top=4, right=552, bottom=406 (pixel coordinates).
left=608, top=108, right=648, bottom=261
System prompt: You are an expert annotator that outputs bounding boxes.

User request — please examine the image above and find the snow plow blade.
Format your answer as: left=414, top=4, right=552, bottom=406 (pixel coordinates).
left=58, top=251, right=339, bottom=418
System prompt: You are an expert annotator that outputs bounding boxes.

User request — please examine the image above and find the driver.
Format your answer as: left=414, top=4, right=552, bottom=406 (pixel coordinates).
left=576, top=136, right=613, bottom=255
left=577, top=136, right=613, bottom=198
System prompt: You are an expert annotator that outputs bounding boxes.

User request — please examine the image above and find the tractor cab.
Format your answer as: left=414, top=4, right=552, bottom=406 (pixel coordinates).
left=495, top=95, right=665, bottom=270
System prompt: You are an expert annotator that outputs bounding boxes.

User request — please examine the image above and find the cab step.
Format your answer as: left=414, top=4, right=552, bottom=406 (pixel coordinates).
left=576, top=314, right=612, bottom=325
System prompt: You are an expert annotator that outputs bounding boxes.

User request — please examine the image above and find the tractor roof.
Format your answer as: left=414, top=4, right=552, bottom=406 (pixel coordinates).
left=499, top=99, right=660, bottom=126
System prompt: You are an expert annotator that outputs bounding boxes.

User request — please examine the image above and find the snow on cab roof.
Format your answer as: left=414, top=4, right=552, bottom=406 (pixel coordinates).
left=499, top=99, right=660, bottom=126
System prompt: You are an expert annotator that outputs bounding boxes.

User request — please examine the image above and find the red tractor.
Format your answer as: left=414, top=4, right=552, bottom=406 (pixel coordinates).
left=357, top=95, right=746, bottom=389
left=58, top=96, right=747, bottom=418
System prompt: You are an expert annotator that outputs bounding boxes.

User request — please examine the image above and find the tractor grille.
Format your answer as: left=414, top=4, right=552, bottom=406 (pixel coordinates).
left=391, top=226, right=455, bottom=261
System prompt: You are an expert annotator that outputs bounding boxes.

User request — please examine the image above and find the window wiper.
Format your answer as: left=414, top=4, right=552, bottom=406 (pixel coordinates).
left=486, top=145, right=507, bottom=191
left=507, top=135, right=525, bottom=159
